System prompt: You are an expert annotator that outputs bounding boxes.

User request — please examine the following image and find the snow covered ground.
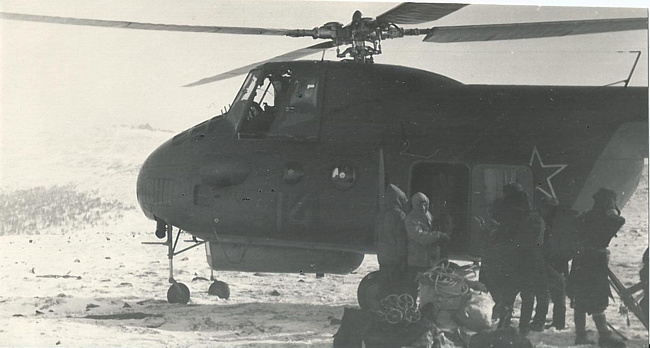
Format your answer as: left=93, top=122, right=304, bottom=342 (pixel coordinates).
left=0, top=124, right=647, bottom=347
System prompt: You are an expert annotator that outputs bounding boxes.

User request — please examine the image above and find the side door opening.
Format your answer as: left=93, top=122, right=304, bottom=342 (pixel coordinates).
left=409, top=162, right=471, bottom=256
left=469, top=164, right=534, bottom=256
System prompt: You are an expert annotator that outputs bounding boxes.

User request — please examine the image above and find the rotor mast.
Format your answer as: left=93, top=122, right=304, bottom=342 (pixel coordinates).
left=287, top=10, right=417, bottom=63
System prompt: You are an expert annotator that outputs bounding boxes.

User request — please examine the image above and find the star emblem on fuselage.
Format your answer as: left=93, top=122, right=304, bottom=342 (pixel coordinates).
left=529, top=147, right=567, bottom=199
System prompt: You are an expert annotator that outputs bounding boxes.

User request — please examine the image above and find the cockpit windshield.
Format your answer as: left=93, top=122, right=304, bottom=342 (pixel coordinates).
left=228, top=66, right=321, bottom=141
left=225, top=70, right=260, bottom=128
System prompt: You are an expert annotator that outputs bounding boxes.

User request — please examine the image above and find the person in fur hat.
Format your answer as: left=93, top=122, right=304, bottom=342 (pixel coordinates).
left=568, top=188, right=626, bottom=347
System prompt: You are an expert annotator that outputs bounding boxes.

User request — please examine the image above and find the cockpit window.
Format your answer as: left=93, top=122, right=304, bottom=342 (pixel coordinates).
left=226, top=70, right=260, bottom=129
left=268, top=74, right=319, bottom=138
left=231, top=67, right=321, bottom=140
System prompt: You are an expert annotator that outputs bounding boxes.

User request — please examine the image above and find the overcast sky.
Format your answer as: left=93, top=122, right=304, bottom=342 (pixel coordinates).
left=1, top=0, right=648, bottom=136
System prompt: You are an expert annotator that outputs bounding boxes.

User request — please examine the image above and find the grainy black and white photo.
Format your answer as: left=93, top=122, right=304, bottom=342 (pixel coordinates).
left=1, top=1, right=648, bottom=347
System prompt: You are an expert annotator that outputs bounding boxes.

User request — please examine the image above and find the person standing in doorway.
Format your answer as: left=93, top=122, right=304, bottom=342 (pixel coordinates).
left=405, top=192, right=449, bottom=298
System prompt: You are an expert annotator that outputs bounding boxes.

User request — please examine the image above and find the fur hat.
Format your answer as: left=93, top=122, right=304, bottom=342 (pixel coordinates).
left=593, top=188, right=617, bottom=202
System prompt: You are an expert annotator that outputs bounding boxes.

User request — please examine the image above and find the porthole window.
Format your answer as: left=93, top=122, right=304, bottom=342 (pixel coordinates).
left=331, top=165, right=357, bottom=190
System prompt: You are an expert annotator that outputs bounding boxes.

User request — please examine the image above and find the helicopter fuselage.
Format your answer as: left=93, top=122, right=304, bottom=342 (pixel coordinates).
left=136, top=60, right=647, bottom=274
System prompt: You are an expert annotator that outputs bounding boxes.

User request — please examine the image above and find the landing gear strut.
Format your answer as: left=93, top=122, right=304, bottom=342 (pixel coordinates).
left=165, top=224, right=191, bottom=304
left=143, top=224, right=207, bottom=304
left=165, top=225, right=190, bottom=304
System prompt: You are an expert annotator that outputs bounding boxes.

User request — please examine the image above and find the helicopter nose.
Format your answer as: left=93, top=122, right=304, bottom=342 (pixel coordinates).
left=136, top=163, right=155, bottom=221
left=136, top=137, right=253, bottom=223
left=136, top=139, right=179, bottom=222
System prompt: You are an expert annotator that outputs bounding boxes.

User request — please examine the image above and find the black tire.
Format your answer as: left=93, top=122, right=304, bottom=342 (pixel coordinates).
left=357, top=271, right=383, bottom=310
left=208, top=281, right=230, bottom=299
left=167, top=283, right=190, bottom=304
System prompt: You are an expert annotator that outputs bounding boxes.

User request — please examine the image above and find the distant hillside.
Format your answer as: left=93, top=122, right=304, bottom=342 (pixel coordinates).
left=1, top=124, right=172, bottom=202
left=0, top=123, right=172, bottom=234
left=0, top=185, right=135, bottom=235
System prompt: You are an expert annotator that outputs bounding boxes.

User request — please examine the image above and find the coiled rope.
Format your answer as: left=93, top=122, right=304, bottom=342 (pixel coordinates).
left=376, top=293, right=421, bottom=325
left=419, top=263, right=471, bottom=298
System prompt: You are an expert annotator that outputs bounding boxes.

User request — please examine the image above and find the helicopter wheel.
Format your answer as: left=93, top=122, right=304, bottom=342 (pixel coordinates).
left=357, top=271, right=384, bottom=311
left=167, top=282, right=190, bottom=304
left=208, top=280, right=230, bottom=299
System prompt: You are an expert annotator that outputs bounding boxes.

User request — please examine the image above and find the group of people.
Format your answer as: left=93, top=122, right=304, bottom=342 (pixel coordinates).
left=481, top=184, right=630, bottom=347
left=376, top=182, right=632, bottom=348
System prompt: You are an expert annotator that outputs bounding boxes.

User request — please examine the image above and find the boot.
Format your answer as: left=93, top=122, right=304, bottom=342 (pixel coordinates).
left=529, top=320, right=545, bottom=332
left=551, top=297, right=566, bottom=330
left=574, top=310, right=595, bottom=345
left=551, top=313, right=566, bottom=330
left=593, top=313, right=626, bottom=348
left=549, top=319, right=566, bottom=331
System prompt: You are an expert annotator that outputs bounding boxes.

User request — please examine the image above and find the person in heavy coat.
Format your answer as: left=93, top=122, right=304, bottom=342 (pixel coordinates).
left=405, top=192, right=449, bottom=297
left=480, top=182, right=523, bottom=320
left=376, top=183, right=408, bottom=295
left=494, top=190, right=547, bottom=335
left=568, top=188, right=626, bottom=347
left=533, top=195, right=579, bottom=331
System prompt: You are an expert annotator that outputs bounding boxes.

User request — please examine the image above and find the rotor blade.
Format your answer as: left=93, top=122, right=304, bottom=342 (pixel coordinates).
left=0, top=12, right=305, bottom=36
left=423, top=17, right=648, bottom=43
left=377, top=3, right=467, bottom=25
left=184, top=42, right=335, bottom=87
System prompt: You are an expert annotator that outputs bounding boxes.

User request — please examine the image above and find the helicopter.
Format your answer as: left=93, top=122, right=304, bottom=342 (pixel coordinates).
left=2, top=2, right=647, bottom=316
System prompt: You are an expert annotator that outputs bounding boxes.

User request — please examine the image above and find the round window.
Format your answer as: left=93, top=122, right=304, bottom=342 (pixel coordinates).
left=331, top=165, right=357, bottom=190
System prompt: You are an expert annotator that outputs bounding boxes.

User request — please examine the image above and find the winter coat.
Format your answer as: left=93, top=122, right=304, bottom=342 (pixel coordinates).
left=542, top=205, right=580, bottom=263
left=491, top=191, right=546, bottom=292
left=567, top=207, right=625, bottom=314
left=376, top=184, right=408, bottom=265
left=405, top=193, right=445, bottom=268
